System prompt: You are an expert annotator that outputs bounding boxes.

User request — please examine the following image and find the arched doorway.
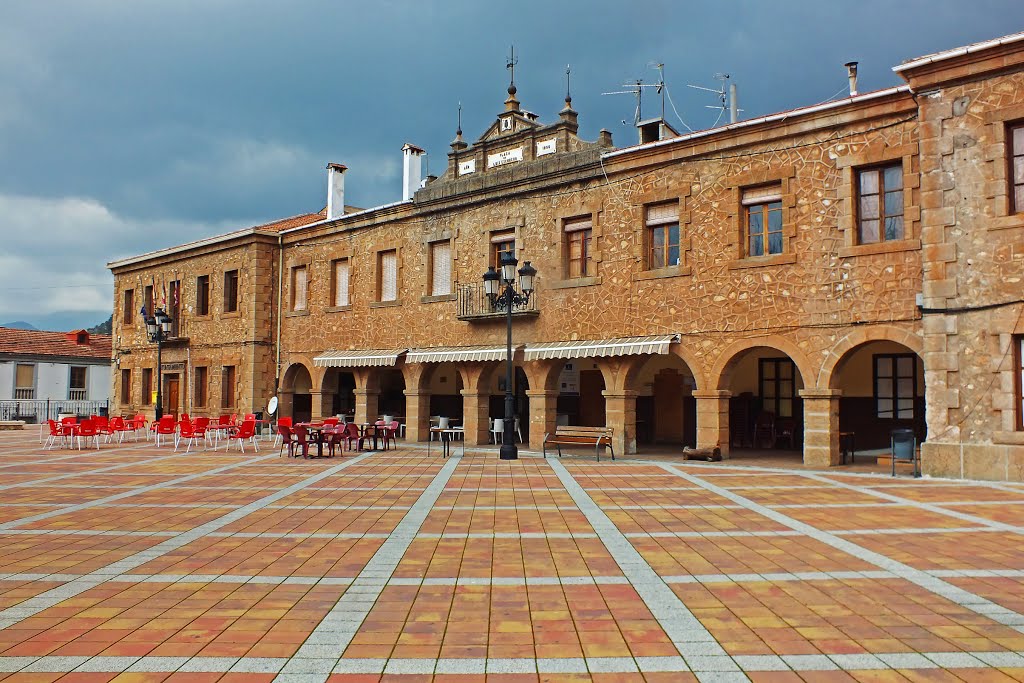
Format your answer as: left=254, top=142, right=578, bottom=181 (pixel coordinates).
left=282, top=364, right=313, bottom=423
left=424, top=365, right=464, bottom=425
left=831, top=340, right=926, bottom=452
left=720, top=346, right=805, bottom=454
left=321, top=369, right=356, bottom=420
left=631, top=354, right=698, bottom=450
left=550, top=360, right=605, bottom=428
left=486, top=364, right=532, bottom=443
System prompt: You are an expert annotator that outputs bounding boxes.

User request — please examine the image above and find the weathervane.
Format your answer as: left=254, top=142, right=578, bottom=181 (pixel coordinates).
left=506, top=45, right=518, bottom=92
left=565, top=64, right=572, bottom=106
left=457, top=101, right=463, bottom=137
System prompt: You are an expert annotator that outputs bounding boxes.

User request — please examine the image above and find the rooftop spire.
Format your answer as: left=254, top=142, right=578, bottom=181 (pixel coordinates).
left=504, top=45, right=520, bottom=112
left=563, top=64, right=573, bottom=109
left=450, top=101, right=467, bottom=151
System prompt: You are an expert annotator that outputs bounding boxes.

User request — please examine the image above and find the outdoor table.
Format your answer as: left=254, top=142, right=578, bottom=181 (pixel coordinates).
left=297, top=423, right=333, bottom=458
left=357, top=423, right=381, bottom=451
left=428, top=427, right=465, bottom=458
left=206, top=424, right=234, bottom=449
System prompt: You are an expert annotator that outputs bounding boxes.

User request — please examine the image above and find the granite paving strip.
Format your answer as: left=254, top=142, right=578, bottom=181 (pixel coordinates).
left=798, top=471, right=1024, bottom=535
left=0, top=452, right=282, bottom=530
left=547, top=459, right=741, bottom=677
left=275, top=455, right=461, bottom=682
left=661, top=463, right=1024, bottom=633
left=0, top=452, right=375, bottom=632
left=0, top=450, right=195, bottom=492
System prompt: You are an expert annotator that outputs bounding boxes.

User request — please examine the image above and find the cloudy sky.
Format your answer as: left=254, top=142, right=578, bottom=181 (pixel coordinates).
left=1, top=1, right=1021, bottom=330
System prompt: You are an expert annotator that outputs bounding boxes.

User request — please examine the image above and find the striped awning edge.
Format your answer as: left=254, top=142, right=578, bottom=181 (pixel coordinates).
left=523, top=335, right=679, bottom=361
left=406, top=345, right=520, bottom=364
left=313, top=349, right=405, bottom=368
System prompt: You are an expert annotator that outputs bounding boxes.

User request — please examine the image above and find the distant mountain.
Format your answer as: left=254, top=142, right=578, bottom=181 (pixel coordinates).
left=87, top=315, right=112, bottom=335
left=0, top=321, right=37, bottom=330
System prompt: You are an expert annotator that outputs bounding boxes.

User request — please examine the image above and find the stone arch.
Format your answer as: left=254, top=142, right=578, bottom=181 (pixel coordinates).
left=280, top=362, right=314, bottom=422
left=820, top=326, right=924, bottom=389
left=711, top=336, right=815, bottom=392
left=623, top=346, right=706, bottom=392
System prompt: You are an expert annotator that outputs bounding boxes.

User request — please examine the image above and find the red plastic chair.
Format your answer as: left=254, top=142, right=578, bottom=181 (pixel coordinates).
left=290, top=425, right=310, bottom=458
left=45, top=420, right=68, bottom=449
left=218, top=414, right=232, bottom=425
left=275, top=417, right=293, bottom=446
left=323, top=417, right=340, bottom=426
left=92, top=416, right=114, bottom=443
left=175, top=421, right=202, bottom=453
left=226, top=420, right=258, bottom=453
left=325, top=426, right=345, bottom=457
left=341, top=422, right=361, bottom=451
left=277, top=424, right=294, bottom=457
left=131, top=414, right=147, bottom=440
left=154, top=416, right=176, bottom=447
left=76, top=419, right=100, bottom=450
left=108, top=417, right=128, bottom=443
left=380, top=420, right=400, bottom=450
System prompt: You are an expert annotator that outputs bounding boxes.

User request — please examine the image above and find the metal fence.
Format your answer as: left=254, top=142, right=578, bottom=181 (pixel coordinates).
left=457, top=282, right=538, bottom=319
left=0, top=399, right=110, bottom=423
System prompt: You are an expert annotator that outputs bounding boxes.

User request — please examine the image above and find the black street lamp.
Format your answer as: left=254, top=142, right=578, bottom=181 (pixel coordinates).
left=483, top=252, right=537, bottom=460
left=145, top=308, right=173, bottom=420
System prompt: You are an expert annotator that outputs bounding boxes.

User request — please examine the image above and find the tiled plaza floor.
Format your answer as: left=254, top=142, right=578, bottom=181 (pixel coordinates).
left=0, top=430, right=1021, bottom=682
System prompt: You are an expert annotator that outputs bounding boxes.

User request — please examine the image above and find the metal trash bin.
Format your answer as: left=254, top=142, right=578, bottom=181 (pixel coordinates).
left=890, top=428, right=918, bottom=478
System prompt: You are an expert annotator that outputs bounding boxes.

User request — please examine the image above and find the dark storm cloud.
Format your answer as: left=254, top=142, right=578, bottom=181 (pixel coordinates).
left=0, top=0, right=1021, bottom=328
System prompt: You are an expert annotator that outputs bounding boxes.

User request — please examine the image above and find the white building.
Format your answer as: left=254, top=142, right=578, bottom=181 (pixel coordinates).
left=0, top=328, right=112, bottom=421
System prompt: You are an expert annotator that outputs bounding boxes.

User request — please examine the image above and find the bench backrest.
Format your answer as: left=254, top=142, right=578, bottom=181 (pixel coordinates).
left=554, top=426, right=613, bottom=439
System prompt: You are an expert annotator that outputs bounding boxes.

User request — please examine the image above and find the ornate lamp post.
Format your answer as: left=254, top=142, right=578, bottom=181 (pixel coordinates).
left=145, top=308, right=173, bottom=420
left=483, top=252, right=537, bottom=460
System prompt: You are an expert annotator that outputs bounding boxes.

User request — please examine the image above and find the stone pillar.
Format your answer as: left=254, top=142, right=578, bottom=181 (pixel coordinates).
left=403, top=391, right=431, bottom=442
left=526, top=389, right=558, bottom=451
left=799, top=388, right=841, bottom=467
left=693, top=390, right=732, bottom=458
left=310, top=391, right=333, bottom=422
left=603, top=390, right=637, bottom=456
left=461, top=391, right=491, bottom=446
left=354, top=389, right=379, bottom=426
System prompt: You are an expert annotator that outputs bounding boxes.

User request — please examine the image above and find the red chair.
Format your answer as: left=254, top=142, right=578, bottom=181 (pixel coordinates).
left=323, top=417, right=340, bottom=426
left=226, top=420, right=259, bottom=453
left=45, top=420, right=68, bottom=449
left=341, top=422, right=361, bottom=451
left=192, top=417, right=210, bottom=446
left=109, top=417, right=131, bottom=443
left=380, top=420, right=400, bottom=450
left=218, top=414, right=232, bottom=425
left=154, top=416, right=176, bottom=447
left=277, top=424, right=294, bottom=457
left=76, top=419, right=100, bottom=450
left=325, top=426, right=345, bottom=457
left=175, top=421, right=202, bottom=453
left=275, top=417, right=293, bottom=447
left=290, top=425, right=310, bottom=458
left=131, top=414, right=147, bottom=440
left=92, top=416, right=114, bottom=443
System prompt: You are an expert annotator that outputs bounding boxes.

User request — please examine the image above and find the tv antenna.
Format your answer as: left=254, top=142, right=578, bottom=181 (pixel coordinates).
left=688, top=73, right=740, bottom=125
left=603, top=71, right=664, bottom=126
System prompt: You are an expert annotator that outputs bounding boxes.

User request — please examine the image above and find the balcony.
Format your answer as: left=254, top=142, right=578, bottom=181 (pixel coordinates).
left=457, top=282, right=539, bottom=321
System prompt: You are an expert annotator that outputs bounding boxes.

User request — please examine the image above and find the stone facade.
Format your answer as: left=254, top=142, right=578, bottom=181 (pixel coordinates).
left=108, top=34, right=1024, bottom=480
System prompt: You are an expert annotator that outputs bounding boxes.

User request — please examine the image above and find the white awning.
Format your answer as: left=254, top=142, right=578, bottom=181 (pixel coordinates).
left=523, top=335, right=679, bottom=361
left=406, top=345, right=519, bottom=364
left=313, top=349, right=405, bottom=368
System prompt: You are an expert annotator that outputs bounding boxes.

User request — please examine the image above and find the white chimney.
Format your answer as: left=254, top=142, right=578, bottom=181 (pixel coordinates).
left=402, top=143, right=425, bottom=201
left=845, top=61, right=859, bottom=97
left=326, top=163, right=347, bottom=219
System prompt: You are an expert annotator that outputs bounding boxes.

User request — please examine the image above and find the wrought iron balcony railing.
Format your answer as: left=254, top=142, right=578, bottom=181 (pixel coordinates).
left=457, top=282, right=539, bottom=321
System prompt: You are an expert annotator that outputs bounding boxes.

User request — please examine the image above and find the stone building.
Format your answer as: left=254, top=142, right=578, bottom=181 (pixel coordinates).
left=108, top=32, right=1024, bottom=481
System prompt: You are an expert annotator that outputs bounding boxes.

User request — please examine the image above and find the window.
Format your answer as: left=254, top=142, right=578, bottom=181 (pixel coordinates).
left=491, top=230, right=515, bottom=270
left=857, top=165, right=904, bottom=243
left=564, top=216, right=592, bottom=278
left=430, top=241, right=452, bottom=296
left=759, top=358, right=796, bottom=418
left=144, top=285, right=154, bottom=318
left=141, top=368, right=153, bottom=405
left=646, top=203, right=680, bottom=269
left=221, top=365, right=236, bottom=408
left=123, top=289, right=134, bottom=325
left=223, top=270, right=239, bottom=313
left=194, top=367, right=208, bottom=408
left=291, top=266, right=308, bottom=311
left=120, top=369, right=131, bottom=404
left=69, top=366, right=87, bottom=400
left=874, top=354, right=917, bottom=419
left=332, top=259, right=350, bottom=307
left=743, top=186, right=783, bottom=257
left=169, top=280, right=181, bottom=336
left=14, top=364, right=34, bottom=399
left=378, top=250, right=398, bottom=302
left=1010, top=124, right=1024, bottom=214
left=1016, top=336, right=1024, bottom=431
left=196, top=275, right=210, bottom=316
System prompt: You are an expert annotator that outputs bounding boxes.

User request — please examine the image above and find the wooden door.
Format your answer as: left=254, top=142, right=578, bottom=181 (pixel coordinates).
left=165, top=376, right=180, bottom=418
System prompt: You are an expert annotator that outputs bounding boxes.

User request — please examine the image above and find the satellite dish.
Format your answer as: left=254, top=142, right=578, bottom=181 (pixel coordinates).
left=267, top=396, right=278, bottom=415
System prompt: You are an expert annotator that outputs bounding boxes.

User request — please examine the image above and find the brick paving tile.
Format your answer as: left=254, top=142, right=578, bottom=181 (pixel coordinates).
left=0, top=435, right=1022, bottom=681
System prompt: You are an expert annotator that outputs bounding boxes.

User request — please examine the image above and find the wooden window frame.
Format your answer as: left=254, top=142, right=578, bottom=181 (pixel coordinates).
left=1009, top=122, right=1024, bottom=215
left=743, top=188, right=785, bottom=258
left=490, top=231, right=515, bottom=271
left=758, top=358, right=797, bottom=419
left=123, top=289, right=134, bottom=326
left=195, top=275, right=210, bottom=316
left=564, top=225, right=592, bottom=279
left=223, top=270, right=239, bottom=314
left=69, top=366, right=87, bottom=400
left=873, top=353, right=918, bottom=420
left=194, top=366, right=208, bottom=408
left=14, top=363, right=35, bottom=400
left=856, top=163, right=905, bottom=245
left=221, top=365, right=236, bottom=409
left=645, top=202, right=681, bottom=271
left=1015, top=335, right=1024, bottom=431
left=143, top=285, right=154, bottom=318
left=141, top=368, right=153, bottom=406
left=120, top=369, right=131, bottom=405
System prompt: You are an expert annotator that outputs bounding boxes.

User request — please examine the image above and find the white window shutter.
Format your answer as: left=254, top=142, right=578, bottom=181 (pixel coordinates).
left=431, top=242, right=451, bottom=296
left=381, top=251, right=397, bottom=301
left=334, top=260, right=349, bottom=307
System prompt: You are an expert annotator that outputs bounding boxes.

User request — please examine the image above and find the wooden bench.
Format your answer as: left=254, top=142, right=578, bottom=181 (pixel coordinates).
left=543, top=426, right=615, bottom=462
